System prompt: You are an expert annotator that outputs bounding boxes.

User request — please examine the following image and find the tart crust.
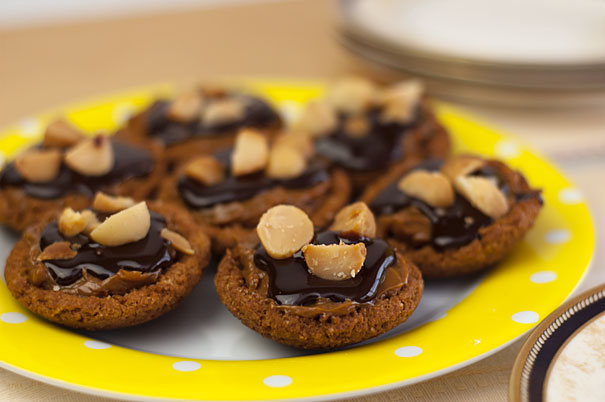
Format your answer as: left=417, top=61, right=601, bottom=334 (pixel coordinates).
left=215, top=245, right=424, bottom=350
left=360, top=159, right=543, bottom=278
left=158, top=168, right=352, bottom=254
left=4, top=201, right=210, bottom=330
left=0, top=141, right=166, bottom=232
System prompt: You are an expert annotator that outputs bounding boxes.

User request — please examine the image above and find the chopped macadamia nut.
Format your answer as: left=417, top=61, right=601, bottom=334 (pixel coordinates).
left=295, top=101, right=338, bottom=138
left=303, top=241, right=367, bottom=281
left=90, top=202, right=151, bottom=246
left=379, top=80, right=424, bottom=124
left=454, top=176, right=509, bottom=219
left=184, top=156, right=225, bottom=186
left=58, top=208, right=88, bottom=237
left=38, top=241, right=77, bottom=261
left=441, top=156, right=485, bottom=181
left=161, top=228, right=194, bottom=255
left=343, top=115, right=370, bottom=138
left=330, top=202, right=376, bottom=238
left=257, top=205, right=314, bottom=259
left=273, top=132, right=314, bottom=159
left=202, top=98, right=245, bottom=126
left=231, top=129, right=269, bottom=176
left=14, top=149, right=62, bottom=183
left=81, top=210, right=100, bottom=234
left=167, top=91, right=203, bottom=123
left=328, top=77, right=377, bottom=114
left=43, top=119, right=84, bottom=148
left=64, top=135, right=114, bottom=176
left=398, top=170, right=455, bottom=208
left=266, top=144, right=307, bottom=179
left=92, top=192, right=136, bottom=213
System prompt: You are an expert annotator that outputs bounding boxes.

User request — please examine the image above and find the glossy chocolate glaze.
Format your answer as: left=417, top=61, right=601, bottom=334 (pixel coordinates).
left=40, top=211, right=173, bottom=286
left=315, top=106, right=421, bottom=172
left=0, top=141, right=153, bottom=199
left=369, top=159, right=497, bottom=250
left=254, top=231, right=397, bottom=306
left=177, top=150, right=330, bottom=209
left=147, top=94, right=280, bottom=145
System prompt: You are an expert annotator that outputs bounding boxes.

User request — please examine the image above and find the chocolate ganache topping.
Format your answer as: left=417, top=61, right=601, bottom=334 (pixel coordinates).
left=0, top=141, right=153, bottom=199
left=253, top=230, right=402, bottom=306
left=39, top=211, right=173, bottom=289
left=369, top=159, right=512, bottom=250
left=315, top=106, right=423, bottom=172
left=147, top=94, right=280, bottom=145
left=177, top=150, right=330, bottom=209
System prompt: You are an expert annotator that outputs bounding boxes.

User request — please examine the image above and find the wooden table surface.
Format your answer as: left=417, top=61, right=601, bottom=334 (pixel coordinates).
left=1, top=1, right=603, bottom=401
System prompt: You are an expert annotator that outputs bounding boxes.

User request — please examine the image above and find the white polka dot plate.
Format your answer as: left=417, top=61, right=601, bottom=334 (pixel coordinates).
left=0, top=80, right=595, bottom=401
left=510, top=284, right=605, bottom=402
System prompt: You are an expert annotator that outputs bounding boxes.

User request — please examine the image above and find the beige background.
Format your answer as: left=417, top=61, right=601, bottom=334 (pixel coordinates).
left=0, top=1, right=603, bottom=401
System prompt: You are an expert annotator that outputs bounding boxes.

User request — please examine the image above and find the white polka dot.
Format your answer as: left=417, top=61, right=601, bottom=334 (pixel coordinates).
left=394, top=346, right=423, bottom=357
left=558, top=188, right=583, bottom=205
left=473, top=339, right=481, bottom=345
left=512, top=311, right=540, bottom=324
left=530, top=271, right=557, bottom=284
left=112, top=104, right=134, bottom=125
left=278, top=101, right=301, bottom=124
left=545, top=229, right=570, bottom=244
left=172, top=361, right=201, bottom=372
left=263, top=375, right=293, bottom=388
left=18, top=118, right=42, bottom=138
left=495, top=140, right=521, bottom=159
left=84, top=340, right=111, bottom=349
left=1, top=312, right=27, bottom=324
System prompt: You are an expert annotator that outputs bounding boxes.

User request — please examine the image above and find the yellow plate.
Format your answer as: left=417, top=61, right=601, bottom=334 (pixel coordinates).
left=0, top=80, right=595, bottom=401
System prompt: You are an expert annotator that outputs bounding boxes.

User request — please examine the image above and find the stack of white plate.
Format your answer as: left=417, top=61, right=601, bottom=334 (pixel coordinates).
left=337, top=0, right=605, bottom=107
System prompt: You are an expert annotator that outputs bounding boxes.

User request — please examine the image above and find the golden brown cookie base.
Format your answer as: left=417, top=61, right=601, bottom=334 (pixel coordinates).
left=115, top=108, right=282, bottom=169
left=159, top=168, right=352, bottom=255
left=4, top=202, right=210, bottom=330
left=215, top=246, right=424, bottom=350
left=361, top=159, right=543, bottom=278
left=0, top=141, right=165, bottom=232
left=347, top=101, right=451, bottom=192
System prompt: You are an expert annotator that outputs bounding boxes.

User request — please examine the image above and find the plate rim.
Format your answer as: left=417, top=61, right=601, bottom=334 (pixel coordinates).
left=509, top=283, right=605, bottom=402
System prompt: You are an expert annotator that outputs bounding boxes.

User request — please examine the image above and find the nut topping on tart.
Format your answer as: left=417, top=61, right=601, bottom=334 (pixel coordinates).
left=58, top=207, right=90, bottom=237
left=398, top=170, right=455, bottom=208
left=184, top=156, right=225, bottom=186
left=266, top=143, right=307, bottom=179
left=256, top=204, right=314, bottom=259
left=379, top=80, right=424, bottom=124
left=231, top=129, right=269, bottom=176
left=64, top=134, right=114, bottom=176
left=167, top=91, right=204, bottom=123
left=441, top=155, right=485, bottom=182
left=92, top=192, right=136, bottom=213
left=295, top=100, right=338, bottom=138
left=328, top=76, right=378, bottom=114
left=454, top=176, right=509, bottom=219
left=43, top=119, right=84, bottom=148
left=302, top=241, right=367, bottom=280
left=89, top=201, right=151, bottom=246
left=330, top=201, right=376, bottom=238
left=201, top=98, right=245, bottom=126
left=14, top=149, right=62, bottom=183
left=161, top=228, right=194, bottom=255
left=273, top=132, right=314, bottom=159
